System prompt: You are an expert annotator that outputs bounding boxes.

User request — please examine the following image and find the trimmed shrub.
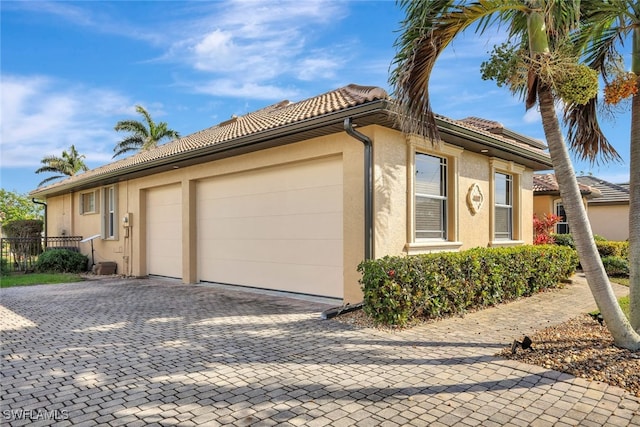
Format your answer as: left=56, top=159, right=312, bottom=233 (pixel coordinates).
left=601, top=256, right=629, bottom=277
left=358, top=245, right=578, bottom=327
left=35, top=249, right=88, bottom=273
left=552, top=233, right=574, bottom=248
left=595, top=240, right=628, bottom=259
left=1, top=258, right=9, bottom=276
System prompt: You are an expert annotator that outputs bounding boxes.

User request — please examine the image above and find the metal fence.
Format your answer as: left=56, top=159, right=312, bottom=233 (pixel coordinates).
left=1, top=236, right=83, bottom=273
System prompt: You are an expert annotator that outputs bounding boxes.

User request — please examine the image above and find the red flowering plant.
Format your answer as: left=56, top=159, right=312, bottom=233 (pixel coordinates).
left=533, top=213, right=561, bottom=245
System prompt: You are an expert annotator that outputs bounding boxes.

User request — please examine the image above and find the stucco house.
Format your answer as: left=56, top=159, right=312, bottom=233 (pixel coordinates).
left=31, top=84, right=552, bottom=303
left=576, top=176, right=630, bottom=241
left=533, top=173, right=601, bottom=234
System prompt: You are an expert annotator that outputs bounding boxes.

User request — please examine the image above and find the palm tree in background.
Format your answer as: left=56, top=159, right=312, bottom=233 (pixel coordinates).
left=113, top=105, right=180, bottom=158
left=575, top=0, right=640, bottom=331
left=390, top=0, right=639, bottom=348
left=35, top=144, right=88, bottom=187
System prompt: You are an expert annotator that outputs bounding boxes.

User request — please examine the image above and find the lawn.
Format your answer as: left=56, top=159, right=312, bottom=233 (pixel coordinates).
left=610, top=276, right=629, bottom=287
left=0, top=273, right=83, bottom=288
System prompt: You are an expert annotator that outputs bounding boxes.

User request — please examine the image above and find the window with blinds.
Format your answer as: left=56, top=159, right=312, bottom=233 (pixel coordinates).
left=494, top=172, right=513, bottom=240
left=415, top=153, right=447, bottom=240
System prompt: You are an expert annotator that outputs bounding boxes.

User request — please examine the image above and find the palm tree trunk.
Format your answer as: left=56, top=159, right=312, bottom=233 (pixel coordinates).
left=538, top=86, right=640, bottom=349
left=629, top=81, right=640, bottom=332
left=628, top=27, right=640, bottom=332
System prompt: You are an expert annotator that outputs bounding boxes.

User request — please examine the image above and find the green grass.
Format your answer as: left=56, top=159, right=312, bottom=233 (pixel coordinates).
left=0, top=273, right=83, bottom=288
left=618, top=296, right=629, bottom=317
left=590, top=295, right=630, bottom=320
left=610, top=276, right=629, bottom=287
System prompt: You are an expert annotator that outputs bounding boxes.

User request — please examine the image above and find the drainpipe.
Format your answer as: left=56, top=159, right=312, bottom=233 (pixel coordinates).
left=344, top=117, right=373, bottom=260
left=32, top=198, right=47, bottom=250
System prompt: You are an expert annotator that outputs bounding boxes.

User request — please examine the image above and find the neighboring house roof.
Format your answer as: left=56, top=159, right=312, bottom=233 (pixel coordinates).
left=31, top=84, right=553, bottom=198
left=533, top=174, right=601, bottom=198
left=457, top=117, right=547, bottom=150
left=576, top=176, right=629, bottom=205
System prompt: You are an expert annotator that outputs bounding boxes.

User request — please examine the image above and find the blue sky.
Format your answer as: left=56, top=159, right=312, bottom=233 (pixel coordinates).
left=1, top=0, right=633, bottom=195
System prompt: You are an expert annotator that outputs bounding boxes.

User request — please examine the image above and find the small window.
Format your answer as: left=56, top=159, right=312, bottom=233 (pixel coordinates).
left=415, top=153, right=447, bottom=240
left=80, top=191, right=97, bottom=215
left=555, top=202, right=569, bottom=234
left=494, top=172, right=513, bottom=240
left=101, top=185, right=118, bottom=239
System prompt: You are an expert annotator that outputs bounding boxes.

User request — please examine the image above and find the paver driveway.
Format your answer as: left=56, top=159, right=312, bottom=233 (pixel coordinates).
left=1, top=276, right=639, bottom=426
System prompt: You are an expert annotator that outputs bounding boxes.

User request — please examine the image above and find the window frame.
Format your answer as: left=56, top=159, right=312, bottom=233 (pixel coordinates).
left=489, top=159, right=525, bottom=246
left=406, top=137, right=462, bottom=254
left=414, top=153, right=448, bottom=241
left=494, top=172, right=513, bottom=240
left=79, top=191, right=99, bottom=215
left=554, top=200, right=570, bottom=234
left=101, top=185, right=118, bottom=240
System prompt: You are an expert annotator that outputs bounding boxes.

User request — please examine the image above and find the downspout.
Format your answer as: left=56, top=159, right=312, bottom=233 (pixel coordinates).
left=32, top=198, right=47, bottom=250
left=321, top=118, right=372, bottom=321
left=344, top=117, right=373, bottom=260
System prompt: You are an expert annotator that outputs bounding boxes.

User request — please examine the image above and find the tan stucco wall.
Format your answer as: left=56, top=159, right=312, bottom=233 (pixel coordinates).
left=371, top=126, right=408, bottom=257
left=533, top=194, right=555, bottom=219
left=458, top=151, right=493, bottom=248
left=587, top=204, right=629, bottom=241
left=44, top=124, right=536, bottom=303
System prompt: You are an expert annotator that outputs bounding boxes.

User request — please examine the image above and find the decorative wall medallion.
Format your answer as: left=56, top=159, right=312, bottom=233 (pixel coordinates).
left=467, top=183, right=484, bottom=214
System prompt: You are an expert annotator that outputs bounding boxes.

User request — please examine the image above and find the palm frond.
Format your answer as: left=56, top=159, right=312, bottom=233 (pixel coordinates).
left=564, top=97, right=622, bottom=164
left=37, top=175, right=65, bottom=187
left=35, top=165, right=63, bottom=175
left=114, top=119, right=150, bottom=137
left=113, top=136, right=144, bottom=158
left=390, top=0, right=530, bottom=141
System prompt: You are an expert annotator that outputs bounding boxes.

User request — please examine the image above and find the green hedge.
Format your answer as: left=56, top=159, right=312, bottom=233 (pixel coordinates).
left=358, top=245, right=578, bottom=327
left=595, top=240, right=629, bottom=259
left=553, top=233, right=629, bottom=259
left=35, top=249, right=88, bottom=273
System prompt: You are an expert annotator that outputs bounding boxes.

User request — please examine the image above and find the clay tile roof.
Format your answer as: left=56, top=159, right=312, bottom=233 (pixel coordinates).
left=533, top=173, right=598, bottom=196
left=33, top=84, right=388, bottom=193
left=458, top=117, right=504, bottom=132
left=32, top=83, right=551, bottom=196
left=576, top=176, right=629, bottom=204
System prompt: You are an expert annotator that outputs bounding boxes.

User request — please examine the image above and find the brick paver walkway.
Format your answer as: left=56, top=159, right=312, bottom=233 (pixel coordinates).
left=1, top=275, right=638, bottom=426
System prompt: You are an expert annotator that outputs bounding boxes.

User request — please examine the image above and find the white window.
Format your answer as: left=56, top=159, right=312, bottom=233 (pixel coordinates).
left=555, top=202, right=569, bottom=234
left=415, top=153, right=447, bottom=240
left=406, top=140, right=463, bottom=255
left=102, top=185, right=118, bottom=239
left=79, top=191, right=98, bottom=215
left=494, top=172, right=513, bottom=240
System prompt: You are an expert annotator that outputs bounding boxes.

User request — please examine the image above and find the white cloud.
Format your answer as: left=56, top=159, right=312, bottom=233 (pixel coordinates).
left=522, top=107, right=541, bottom=124
left=167, top=0, right=348, bottom=99
left=0, top=75, right=131, bottom=168
left=193, top=79, right=299, bottom=100
left=296, top=57, right=340, bottom=81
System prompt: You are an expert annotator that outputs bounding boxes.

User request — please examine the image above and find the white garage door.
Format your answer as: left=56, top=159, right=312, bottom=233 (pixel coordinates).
left=197, top=156, right=343, bottom=298
left=146, top=184, right=182, bottom=279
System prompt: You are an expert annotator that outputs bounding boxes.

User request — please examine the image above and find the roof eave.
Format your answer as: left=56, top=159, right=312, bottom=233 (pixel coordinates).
left=31, top=99, right=391, bottom=198
left=434, top=118, right=553, bottom=170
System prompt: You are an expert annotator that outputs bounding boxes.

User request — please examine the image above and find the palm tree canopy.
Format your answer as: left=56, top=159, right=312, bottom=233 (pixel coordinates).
left=390, top=0, right=619, bottom=164
left=35, top=144, right=88, bottom=187
left=113, top=105, right=180, bottom=158
left=390, top=0, right=640, bottom=348
left=562, top=0, right=638, bottom=164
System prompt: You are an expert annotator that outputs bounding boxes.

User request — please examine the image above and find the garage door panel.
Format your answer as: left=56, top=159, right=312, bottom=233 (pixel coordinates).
left=197, top=156, right=343, bottom=298
left=200, top=212, right=342, bottom=241
left=200, top=238, right=342, bottom=267
left=206, top=259, right=343, bottom=296
left=199, top=185, right=342, bottom=219
left=201, top=159, right=342, bottom=200
left=147, top=184, right=182, bottom=278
